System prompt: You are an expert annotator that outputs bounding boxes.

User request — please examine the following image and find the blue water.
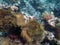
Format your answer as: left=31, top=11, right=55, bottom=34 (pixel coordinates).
left=0, top=0, right=60, bottom=20
left=0, top=0, right=3, bottom=4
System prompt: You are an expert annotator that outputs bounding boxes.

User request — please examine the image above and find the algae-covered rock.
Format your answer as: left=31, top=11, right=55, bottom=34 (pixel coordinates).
left=55, top=19, right=60, bottom=40
left=15, top=13, right=26, bottom=27
left=21, top=20, right=45, bottom=43
left=55, top=18, right=60, bottom=29
left=0, top=9, right=16, bottom=32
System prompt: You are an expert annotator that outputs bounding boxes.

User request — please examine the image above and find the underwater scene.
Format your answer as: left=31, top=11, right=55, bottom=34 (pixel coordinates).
left=0, top=0, right=60, bottom=45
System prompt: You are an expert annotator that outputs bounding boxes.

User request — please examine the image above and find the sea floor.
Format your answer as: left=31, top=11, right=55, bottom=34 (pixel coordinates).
left=0, top=37, right=60, bottom=45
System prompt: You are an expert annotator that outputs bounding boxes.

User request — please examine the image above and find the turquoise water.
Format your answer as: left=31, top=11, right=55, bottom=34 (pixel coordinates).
left=0, top=0, right=3, bottom=4
left=0, top=0, right=60, bottom=17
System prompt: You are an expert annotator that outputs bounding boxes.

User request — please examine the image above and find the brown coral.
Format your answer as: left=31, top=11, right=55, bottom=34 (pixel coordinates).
left=0, top=9, right=16, bottom=32
left=21, top=19, right=45, bottom=44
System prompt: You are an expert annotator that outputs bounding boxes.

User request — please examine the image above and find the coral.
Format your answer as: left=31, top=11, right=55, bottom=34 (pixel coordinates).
left=0, top=9, right=16, bottom=32
left=21, top=20, right=45, bottom=43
